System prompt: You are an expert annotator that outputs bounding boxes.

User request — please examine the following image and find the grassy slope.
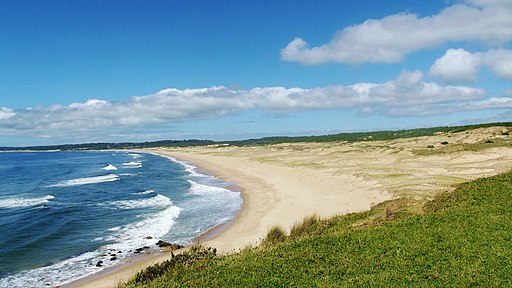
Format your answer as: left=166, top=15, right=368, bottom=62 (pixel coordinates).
left=125, top=171, right=512, bottom=287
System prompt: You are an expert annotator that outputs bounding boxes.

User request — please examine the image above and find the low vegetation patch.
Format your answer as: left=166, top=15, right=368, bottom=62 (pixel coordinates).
left=414, top=138, right=511, bottom=156
left=289, top=214, right=320, bottom=239
left=262, top=225, right=287, bottom=246
left=123, top=171, right=512, bottom=287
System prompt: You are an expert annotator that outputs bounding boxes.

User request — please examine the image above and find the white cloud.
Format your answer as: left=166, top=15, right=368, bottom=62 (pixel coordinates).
left=481, top=49, right=512, bottom=79
left=281, top=1, right=512, bottom=64
left=0, top=71, right=492, bottom=141
left=460, top=97, right=512, bottom=110
left=430, top=48, right=512, bottom=82
left=0, top=107, right=16, bottom=120
left=430, top=49, right=480, bottom=82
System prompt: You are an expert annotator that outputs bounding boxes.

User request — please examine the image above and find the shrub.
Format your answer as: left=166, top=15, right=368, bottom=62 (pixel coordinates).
left=262, top=225, right=287, bottom=246
left=290, top=215, right=320, bottom=239
left=426, top=145, right=435, bottom=148
left=440, top=141, right=449, bottom=145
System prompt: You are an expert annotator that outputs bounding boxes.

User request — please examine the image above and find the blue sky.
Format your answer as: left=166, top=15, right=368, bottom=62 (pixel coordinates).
left=1, top=0, right=511, bottom=146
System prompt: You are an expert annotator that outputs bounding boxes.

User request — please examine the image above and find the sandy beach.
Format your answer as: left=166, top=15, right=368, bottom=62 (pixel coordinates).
left=69, top=126, right=512, bottom=288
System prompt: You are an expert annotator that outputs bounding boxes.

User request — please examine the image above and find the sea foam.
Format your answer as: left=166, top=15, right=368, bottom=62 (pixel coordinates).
left=49, top=174, right=119, bottom=187
left=122, top=161, right=142, bottom=168
left=0, top=195, right=54, bottom=209
left=0, top=200, right=182, bottom=287
left=102, top=164, right=117, bottom=171
left=109, top=194, right=172, bottom=209
left=135, top=190, right=155, bottom=195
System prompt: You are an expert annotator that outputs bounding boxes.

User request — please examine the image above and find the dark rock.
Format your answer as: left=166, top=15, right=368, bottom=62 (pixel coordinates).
left=143, top=246, right=150, bottom=250
left=156, top=240, right=184, bottom=250
left=135, top=248, right=143, bottom=252
left=110, top=257, right=117, bottom=261
left=96, top=261, right=103, bottom=267
left=145, top=235, right=153, bottom=239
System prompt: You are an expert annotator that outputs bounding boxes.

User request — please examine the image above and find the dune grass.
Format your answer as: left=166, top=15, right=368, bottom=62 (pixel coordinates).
left=289, top=214, right=320, bottom=239
left=262, top=225, right=287, bottom=246
left=123, top=171, right=512, bottom=287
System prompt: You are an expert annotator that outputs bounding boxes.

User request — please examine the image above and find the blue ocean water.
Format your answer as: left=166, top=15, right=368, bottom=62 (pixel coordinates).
left=0, top=151, right=242, bottom=287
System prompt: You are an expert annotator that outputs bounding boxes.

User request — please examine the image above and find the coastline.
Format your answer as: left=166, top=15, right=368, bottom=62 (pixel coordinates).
left=68, top=147, right=389, bottom=287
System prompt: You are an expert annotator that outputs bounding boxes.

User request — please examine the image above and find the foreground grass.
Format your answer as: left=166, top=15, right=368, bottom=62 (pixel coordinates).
left=124, top=172, right=512, bottom=287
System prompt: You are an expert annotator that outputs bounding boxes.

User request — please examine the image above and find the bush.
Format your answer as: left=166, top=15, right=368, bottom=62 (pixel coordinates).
left=440, top=141, right=449, bottom=145
left=426, top=145, right=435, bottom=148
left=290, top=215, right=320, bottom=239
left=262, top=225, right=287, bottom=246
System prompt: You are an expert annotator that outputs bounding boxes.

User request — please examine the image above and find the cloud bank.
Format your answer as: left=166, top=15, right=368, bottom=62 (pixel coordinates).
left=3, top=71, right=511, bottom=142
left=281, top=0, right=512, bottom=64
left=430, top=48, right=512, bottom=82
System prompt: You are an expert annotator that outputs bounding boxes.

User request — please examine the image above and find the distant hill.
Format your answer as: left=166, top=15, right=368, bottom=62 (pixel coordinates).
left=2, top=122, right=511, bottom=151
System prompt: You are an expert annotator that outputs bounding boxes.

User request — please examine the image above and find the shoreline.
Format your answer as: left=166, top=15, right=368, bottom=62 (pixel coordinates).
left=68, top=147, right=390, bottom=287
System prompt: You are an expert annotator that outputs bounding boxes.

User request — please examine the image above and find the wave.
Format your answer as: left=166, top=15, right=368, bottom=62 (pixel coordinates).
left=187, top=180, right=236, bottom=196
left=0, top=195, right=54, bottom=209
left=135, top=190, right=155, bottom=195
left=155, top=154, right=205, bottom=177
left=122, top=161, right=142, bottom=168
left=0, top=201, right=182, bottom=287
left=102, top=164, right=117, bottom=171
left=49, top=174, right=119, bottom=187
left=108, top=194, right=171, bottom=209
left=105, top=204, right=182, bottom=247
left=127, top=153, right=141, bottom=159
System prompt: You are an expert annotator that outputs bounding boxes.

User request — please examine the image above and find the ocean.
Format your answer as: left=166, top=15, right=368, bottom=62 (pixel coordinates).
left=0, top=151, right=242, bottom=287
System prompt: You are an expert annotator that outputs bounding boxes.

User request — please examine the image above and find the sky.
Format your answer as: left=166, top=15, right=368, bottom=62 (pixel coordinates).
left=1, top=0, right=511, bottom=146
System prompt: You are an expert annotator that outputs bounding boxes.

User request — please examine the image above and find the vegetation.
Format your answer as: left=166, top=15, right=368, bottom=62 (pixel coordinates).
left=289, top=214, right=320, bottom=239
left=262, top=225, right=287, bottom=246
left=2, top=122, right=511, bottom=151
left=123, top=171, right=512, bottom=287
left=414, top=138, right=511, bottom=156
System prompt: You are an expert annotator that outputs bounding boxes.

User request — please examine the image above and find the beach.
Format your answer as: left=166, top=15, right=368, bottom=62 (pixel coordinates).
left=70, top=126, right=512, bottom=287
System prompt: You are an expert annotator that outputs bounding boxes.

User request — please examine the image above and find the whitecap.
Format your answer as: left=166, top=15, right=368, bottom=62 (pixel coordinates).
left=102, top=164, right=117, bottom=171
left=105, top=204, right=182, bottom=248
left=122, top=161, right=142, bottom=168
left=0, top=201, right=182, bottom=288
left=127, top=153, right=141, bottom=159
left=49, top=174, right=119, bottom=187
left=0, top=195, right=54, bottom=209
left=155, top=154, right=205, bottom=177
left=109, top=194, right=172, bottom=209
left=135, top=190, right=155, bottom=195
left=187, top=180, right=234, bottom=196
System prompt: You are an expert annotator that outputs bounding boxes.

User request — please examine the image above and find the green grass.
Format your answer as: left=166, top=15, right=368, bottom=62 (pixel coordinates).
left=123, top=171, right=512, bottom=287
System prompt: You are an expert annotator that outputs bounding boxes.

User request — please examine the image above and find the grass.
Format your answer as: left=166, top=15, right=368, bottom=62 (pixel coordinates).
left=123, top=171, right=512, bottom=287
left=414, top=138, right=511, bottom=156
left=262, top=225, right=287, bottom=246
left=289, top=215, right=320, bottom=239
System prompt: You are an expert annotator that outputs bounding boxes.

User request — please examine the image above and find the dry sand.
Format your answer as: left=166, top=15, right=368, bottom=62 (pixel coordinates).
left=69, top=126, right=512, bottom=288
